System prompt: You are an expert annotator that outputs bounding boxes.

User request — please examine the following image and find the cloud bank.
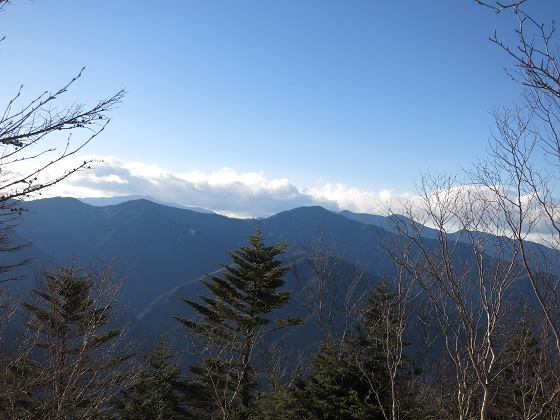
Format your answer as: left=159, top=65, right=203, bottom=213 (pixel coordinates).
left=34, top=156, right=408, bottom=218
left=19, top=155, right=560, bottom=246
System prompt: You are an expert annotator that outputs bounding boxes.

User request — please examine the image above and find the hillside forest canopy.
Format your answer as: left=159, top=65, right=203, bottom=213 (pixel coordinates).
left=2, top=0, right=560, bottom=419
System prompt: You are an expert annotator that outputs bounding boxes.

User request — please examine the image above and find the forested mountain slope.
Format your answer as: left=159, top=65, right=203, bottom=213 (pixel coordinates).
left=8, top=197, right=552, bottom=344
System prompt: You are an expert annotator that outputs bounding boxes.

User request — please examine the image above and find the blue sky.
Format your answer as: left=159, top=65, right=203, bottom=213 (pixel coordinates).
left=2, top=0, right=559, bottom=217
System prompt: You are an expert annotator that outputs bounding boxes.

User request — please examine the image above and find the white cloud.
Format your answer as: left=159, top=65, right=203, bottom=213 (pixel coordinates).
left=15, top=155, right=560, bottom=246
left=88, top=173, right=128, bottom=184
left=305, top=183, right=414, bottom=215
left=25, top=155, right=413, bottom=218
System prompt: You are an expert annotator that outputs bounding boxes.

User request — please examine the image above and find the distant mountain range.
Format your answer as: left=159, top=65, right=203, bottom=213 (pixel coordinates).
left=78, top=195, right=215, bottom=214
left=5, top=196, right=552, bottom=348
left=7, top=198, right=397, bottom=341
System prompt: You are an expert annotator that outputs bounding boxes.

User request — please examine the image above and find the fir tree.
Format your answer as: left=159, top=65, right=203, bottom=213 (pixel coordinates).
left=493, top=303, right=559, bottom=419
left=16, top=261, right=135, bottom=420
left=174, top=227, right=303, bottom=419
left=295, top=281, right=421, bottom=420
left=357, top=282, right=414, bottom=418
left=113, top=337, right=190, bottom=420
left=0, top=357, right=39, bottom=419
left=251, top=385, right=300, bottom=420
left=294, top=341, right=384, bottom=420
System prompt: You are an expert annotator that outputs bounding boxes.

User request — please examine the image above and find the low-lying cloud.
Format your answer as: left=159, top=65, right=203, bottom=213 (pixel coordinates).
left=33, top=156, right=406, bottom=218
left=19, top=155, right=560, bottom=246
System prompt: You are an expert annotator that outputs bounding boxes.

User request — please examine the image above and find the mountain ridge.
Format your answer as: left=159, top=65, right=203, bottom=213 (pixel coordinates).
left=77, top=195, right=215, bottom=214
left=10, top=196, right=555, bottom=347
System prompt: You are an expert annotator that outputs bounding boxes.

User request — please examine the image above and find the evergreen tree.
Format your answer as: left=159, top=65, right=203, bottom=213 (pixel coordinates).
left=294, top=281, right=423, bottom=420
left=16, top=261, right=135, bottom=420
left=294, top=341, right=384, bottom=420
left=174, top=227, right=303, bottom=419
left=357, top=282, right=415, bottom=418
left=493, top=303, right=559, bottom=419
left=250, top=340, right=304, bottom=420
left=0, top=356, right=40, bottom=419
left=251, top=386, right=300, bottom=420
left=113, top=337, right=190, bottom=420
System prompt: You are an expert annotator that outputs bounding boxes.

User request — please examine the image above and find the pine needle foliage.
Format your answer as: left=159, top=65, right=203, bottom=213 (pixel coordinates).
left=294, top=341, right=384, bottom=420
left=112, top=337, right=190, bottom=420
left=15, top=261, right=134, bottom=420
left=174, top=227, right=303, bottom=419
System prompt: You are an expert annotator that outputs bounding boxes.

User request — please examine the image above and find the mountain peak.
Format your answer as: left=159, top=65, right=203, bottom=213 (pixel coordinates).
left=78, top=195, right=214, bottom=214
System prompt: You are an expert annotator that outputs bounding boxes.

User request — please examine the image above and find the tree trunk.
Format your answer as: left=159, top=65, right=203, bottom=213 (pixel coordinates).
left=480, top=385, right=491, bottom=420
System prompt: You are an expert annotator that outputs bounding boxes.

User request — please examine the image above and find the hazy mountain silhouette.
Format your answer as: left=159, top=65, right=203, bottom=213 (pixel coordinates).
left=7, top=197, right=555, bottom=348
left=78, top=195, right=214, bottom=213
left=10, top=199, right=394, bottom=341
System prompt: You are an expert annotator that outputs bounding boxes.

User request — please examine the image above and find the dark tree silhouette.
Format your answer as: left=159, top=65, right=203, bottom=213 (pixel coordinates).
left=174, top=227, right=303, bottom=419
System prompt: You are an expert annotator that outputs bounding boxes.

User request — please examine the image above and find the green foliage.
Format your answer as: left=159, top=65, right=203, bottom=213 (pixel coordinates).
left=14, top=261, right=133, bottom=420
left=0, top=357, right=40, bottom=419
left=493, top=303, right=560, bottom=419
left=293, top=280, right=427, bottom=420
left=174, top=227, right=303, bottom=418
left=113, top=337, right=190, bottom=420
left=252, top=386, right=300, bottom=420
left=359, top=283, right=415, bottom=381
left=295, top=341, right=384, bottom=420
left=184, top=356, right=251, bottom=419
